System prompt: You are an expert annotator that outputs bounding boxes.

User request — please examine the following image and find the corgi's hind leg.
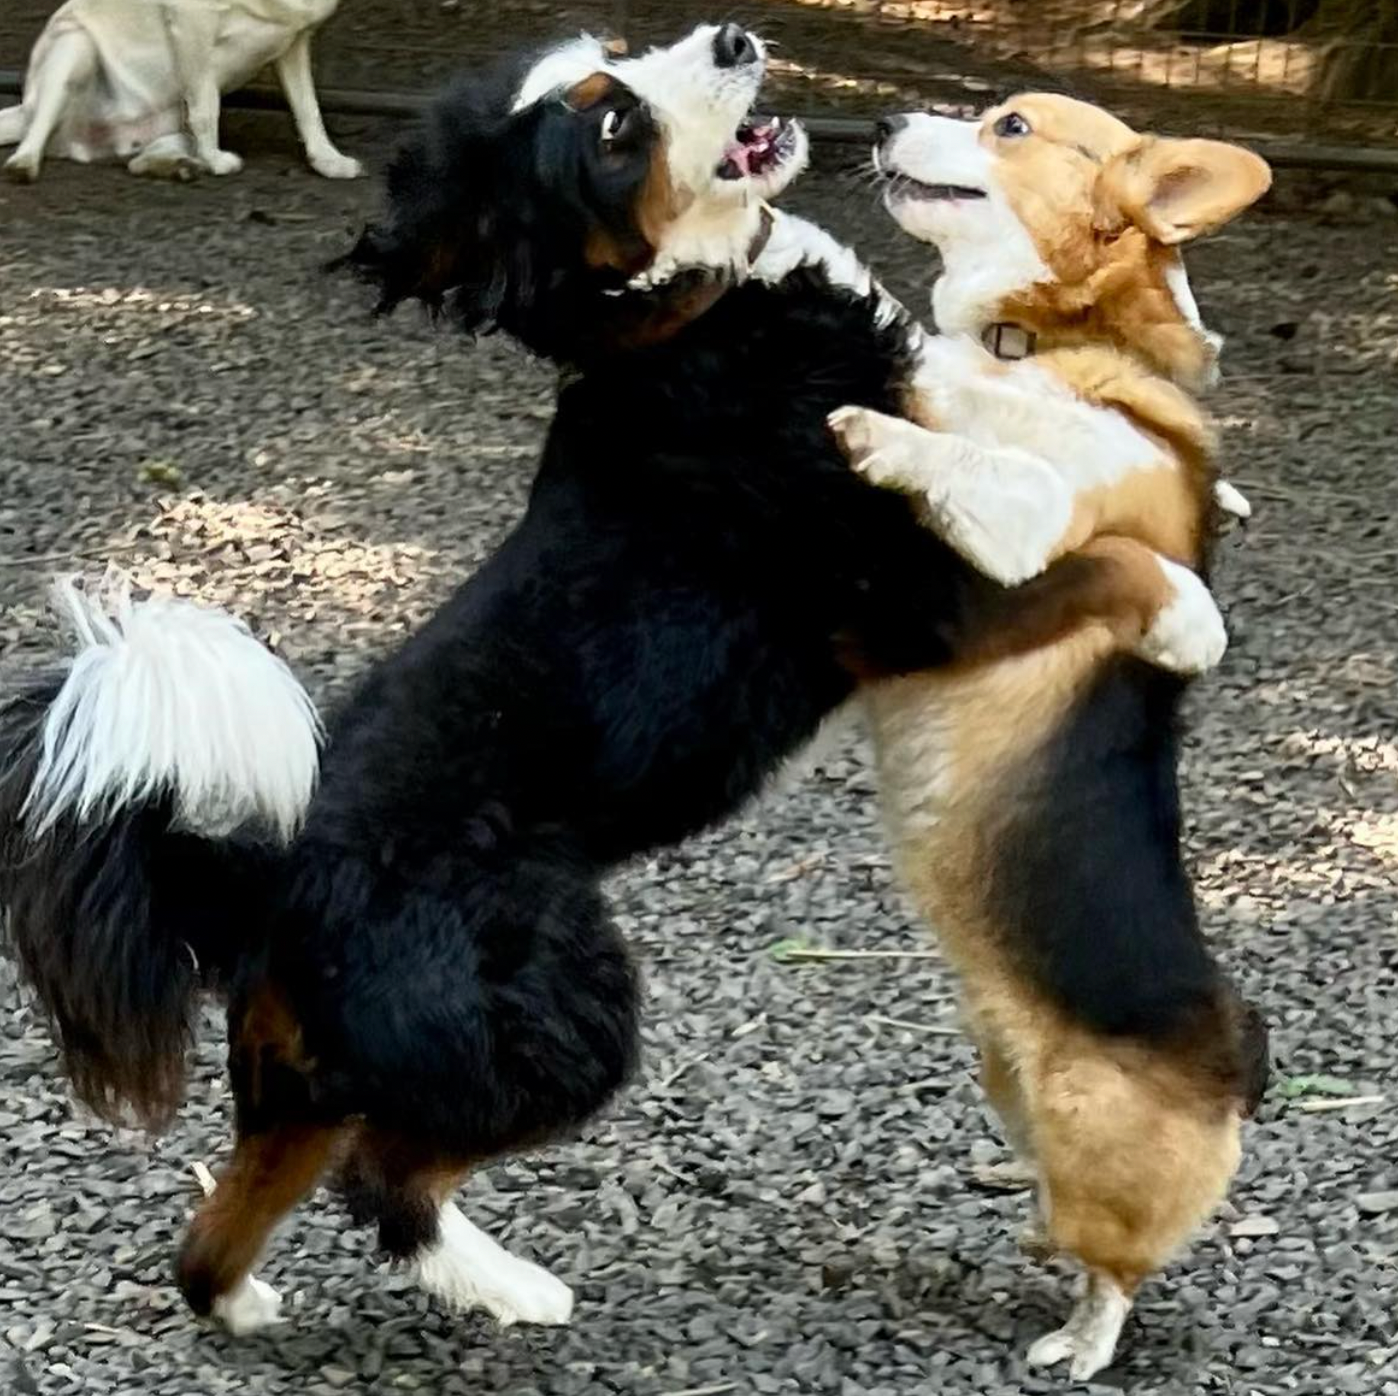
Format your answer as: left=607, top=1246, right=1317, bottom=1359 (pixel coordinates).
left=1026, top=1066, right=1242, bottom=1379
left=1027, top=1268, right=1134, bottom=1380
left=4, top=29, right=97, bottom=182
left=972, top=1034, right=1050, bottom=1254
left=968, top=536, right=1226, bottom=677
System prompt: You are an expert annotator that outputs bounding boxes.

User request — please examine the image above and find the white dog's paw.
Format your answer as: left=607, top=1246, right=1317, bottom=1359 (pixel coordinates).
left=414, top=1203, right=574, bottom=1327
left=128, top=146, right=201, bottom=181
left=4, top=150, right=40, bottom=183
left=211, top=1275, right=284, bottom=1336
left=1137, top=559, right=1227, bottom=676
left=310, top=150, right=364, bottom=180
left=205, top=149, right=244, bottom=176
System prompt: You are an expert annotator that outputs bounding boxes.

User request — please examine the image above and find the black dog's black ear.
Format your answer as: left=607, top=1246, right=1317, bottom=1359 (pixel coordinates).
left=332, top=67, right=534, bottom=333
left=333, top=126, right=505, bottom=330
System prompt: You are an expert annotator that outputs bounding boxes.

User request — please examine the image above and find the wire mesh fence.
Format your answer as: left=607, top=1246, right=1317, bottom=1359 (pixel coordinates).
left=2, top=0, right=1395, bottom=147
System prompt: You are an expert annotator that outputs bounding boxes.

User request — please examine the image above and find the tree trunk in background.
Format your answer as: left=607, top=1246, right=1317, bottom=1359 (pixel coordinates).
left=1138, top=0, right=1396, bottom=101
left=1139, top=1, right=1319, bottom=37
left=1302, top=0, right=1398, bottom=102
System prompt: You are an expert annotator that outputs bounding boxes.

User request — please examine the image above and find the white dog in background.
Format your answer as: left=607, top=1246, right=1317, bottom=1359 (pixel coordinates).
left=0, top=0, right=363, bottom=182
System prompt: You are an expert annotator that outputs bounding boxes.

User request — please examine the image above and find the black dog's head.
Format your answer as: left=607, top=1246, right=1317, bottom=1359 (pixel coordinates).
left=341, top=25, right=810, bottom=361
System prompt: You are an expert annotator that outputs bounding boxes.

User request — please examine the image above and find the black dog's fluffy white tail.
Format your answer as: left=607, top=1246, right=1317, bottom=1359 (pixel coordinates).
left=0, top=575, right=322, bottom=1127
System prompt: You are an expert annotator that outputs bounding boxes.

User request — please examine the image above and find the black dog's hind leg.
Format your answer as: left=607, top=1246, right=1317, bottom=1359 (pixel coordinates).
left=335, top=1128, right=575, bottom=1326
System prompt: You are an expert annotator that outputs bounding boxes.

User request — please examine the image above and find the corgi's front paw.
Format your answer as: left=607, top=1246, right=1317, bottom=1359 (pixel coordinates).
left=829, top=406, right=939, bottom=499
left=1137, top=559, right=1228, bottom=675
left=829, top=405, right=900, bottom=470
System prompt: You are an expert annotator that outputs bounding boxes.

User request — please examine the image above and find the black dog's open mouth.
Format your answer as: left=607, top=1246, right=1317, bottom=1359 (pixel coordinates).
left=881, top=171, right=986, bottom=202
left=717, top=116, right=798, bottom=180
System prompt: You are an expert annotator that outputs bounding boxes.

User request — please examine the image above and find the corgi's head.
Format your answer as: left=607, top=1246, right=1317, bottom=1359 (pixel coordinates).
left=875, top=94, right=1271, bottom=386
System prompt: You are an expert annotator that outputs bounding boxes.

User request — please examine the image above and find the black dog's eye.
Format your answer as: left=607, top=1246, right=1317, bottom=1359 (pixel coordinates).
left=600, top=108, right=633, bottom=144
left=993, top=112, right=1031, bottom=138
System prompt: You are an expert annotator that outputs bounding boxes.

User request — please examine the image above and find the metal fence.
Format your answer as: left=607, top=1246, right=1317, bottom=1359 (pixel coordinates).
left=2, top=0, right=1396, bottom=156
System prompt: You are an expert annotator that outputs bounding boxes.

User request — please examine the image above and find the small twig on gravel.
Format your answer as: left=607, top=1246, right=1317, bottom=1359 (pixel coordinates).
left=1294, top=1094, right=1386, bottom=1113
left=652, top=1159, right=697, bottom=1187
left=659, top=1014, right=768, bottom=1088
left=81, top=1323, right=133, bottom=1339
left=0, top=542, right=146, bottom=569
left=658, top=1051, right=712, bottom=1090
left=191, top=1160, right=218, bottom=1196
left=865, top=1013, right=960, bottom=1036
left=767, top=851, right=827, bottom=882
left=658, top=1384, right=738, bottom=1396
left=777, top=947, right=942, bottom=963
left=730, top=1013, right=768, bottom=1039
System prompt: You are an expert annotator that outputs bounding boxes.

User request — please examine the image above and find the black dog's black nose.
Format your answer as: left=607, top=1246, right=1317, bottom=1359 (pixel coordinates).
left=875, top=114, right=909, bottom=144
left=713, top=24, right=758, bottom=68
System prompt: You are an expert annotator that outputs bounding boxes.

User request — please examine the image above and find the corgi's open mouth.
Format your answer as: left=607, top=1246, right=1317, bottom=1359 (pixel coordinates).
left=717, top=116, right=798, bottom=180
left=882, top=173, right=986, bottom=202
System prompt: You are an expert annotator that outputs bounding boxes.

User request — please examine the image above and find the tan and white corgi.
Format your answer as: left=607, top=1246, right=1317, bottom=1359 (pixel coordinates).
left=829, top=96, right=1272, bottom=1380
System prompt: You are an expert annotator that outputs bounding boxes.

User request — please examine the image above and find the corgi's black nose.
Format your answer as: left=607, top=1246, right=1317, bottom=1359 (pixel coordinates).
left=714, top=24, right=758, bottom=68
left=875, top=114, right=909, bottom=143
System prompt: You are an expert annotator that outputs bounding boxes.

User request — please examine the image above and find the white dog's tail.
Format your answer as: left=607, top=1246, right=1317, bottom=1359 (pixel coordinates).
left=0, top=573, right=322, bottom=1127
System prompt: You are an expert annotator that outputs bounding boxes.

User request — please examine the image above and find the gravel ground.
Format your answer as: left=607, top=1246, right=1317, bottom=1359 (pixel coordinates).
left=3, top=88, right=1398, bottom=1396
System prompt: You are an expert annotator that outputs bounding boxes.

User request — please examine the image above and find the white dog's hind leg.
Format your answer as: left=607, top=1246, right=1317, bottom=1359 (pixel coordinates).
left=414, top=1202, right=574, bottom=1327
left=275, top=33, right=363, bottom=179
left=184, top=75, right=241, bottom=175
left=4, top=29, right=98, bottom=182
left=128, top=133, right=201, bottom=180
left=0, top=105, right=26, bottom=147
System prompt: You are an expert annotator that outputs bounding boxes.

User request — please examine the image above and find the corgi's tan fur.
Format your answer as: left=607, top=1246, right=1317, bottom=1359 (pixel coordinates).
left=831, top=94, right=1271, bottom=1380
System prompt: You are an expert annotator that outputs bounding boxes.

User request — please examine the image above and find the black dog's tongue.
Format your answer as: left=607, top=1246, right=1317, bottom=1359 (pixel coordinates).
left=718, top=116, right=782, bottom=180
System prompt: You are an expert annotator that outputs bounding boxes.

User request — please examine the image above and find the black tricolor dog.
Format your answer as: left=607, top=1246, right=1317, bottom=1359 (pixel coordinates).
left=0, top=25, right=1139, bottom=1333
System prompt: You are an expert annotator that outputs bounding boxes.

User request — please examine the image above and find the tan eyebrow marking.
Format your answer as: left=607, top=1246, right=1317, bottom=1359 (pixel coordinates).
left=565, top=72, right=618, bottom=112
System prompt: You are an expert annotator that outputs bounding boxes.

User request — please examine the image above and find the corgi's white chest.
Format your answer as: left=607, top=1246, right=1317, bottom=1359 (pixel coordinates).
left=910, top=337, right=1159, bottom=491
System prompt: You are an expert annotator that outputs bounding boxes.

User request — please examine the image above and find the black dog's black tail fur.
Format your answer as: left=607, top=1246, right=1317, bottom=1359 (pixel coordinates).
left=0, top=583, right=321, bottom=1130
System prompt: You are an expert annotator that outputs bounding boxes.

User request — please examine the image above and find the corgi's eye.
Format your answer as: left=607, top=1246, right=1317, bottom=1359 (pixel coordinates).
left=601, top=108, right=629, bottom=143
left=994, top=112, right=1031, bottom=138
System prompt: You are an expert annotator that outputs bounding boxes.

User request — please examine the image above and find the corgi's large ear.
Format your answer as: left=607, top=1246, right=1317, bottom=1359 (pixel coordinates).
left=1101, top=137, right=1272, bottom=244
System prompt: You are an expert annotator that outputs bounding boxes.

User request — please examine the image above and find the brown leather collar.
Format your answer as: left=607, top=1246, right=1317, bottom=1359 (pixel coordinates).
left=747, top=203, right=775, bottom=267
